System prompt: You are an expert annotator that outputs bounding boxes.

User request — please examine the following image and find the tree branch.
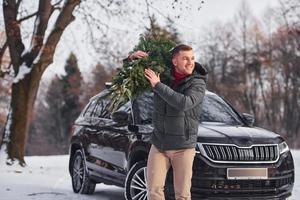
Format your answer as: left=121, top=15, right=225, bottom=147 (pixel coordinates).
left=22, top=0, right=52, bottom=67
left=279, top=0, right=291, bottom=29
left=145, top=0, right=154, bottom=26
left=3, top=0, right=25, bottom=73
left=17, top=11, right=38, bottom=23
left=51, top=0, right=64, bottom=13
left=16, top=0, right=22, bottom=10
left=53, top=0, right=64, bottom=7
left=36, top=0, right=81, bottom=73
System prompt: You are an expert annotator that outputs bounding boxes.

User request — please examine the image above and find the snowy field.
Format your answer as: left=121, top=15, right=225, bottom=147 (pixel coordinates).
left=0, top=150, right=299, bottom=200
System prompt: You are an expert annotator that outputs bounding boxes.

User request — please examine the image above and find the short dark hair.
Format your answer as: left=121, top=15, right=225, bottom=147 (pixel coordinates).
left=170, top=44, right=193, bottom=58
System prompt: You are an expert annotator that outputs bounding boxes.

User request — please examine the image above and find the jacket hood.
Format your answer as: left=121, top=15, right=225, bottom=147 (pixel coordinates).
left=190, top=62, right=208, bottom=83
left=168, top=62, right=208, bottom=86
left=194, top=62, right=208, bottom=77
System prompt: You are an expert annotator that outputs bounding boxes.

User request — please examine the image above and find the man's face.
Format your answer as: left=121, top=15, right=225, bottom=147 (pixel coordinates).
left=172, top=50, right=195, bottom=75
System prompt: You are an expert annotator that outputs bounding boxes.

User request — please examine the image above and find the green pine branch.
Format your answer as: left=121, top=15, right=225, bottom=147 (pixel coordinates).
left=108, top=37, right=176, bottom=112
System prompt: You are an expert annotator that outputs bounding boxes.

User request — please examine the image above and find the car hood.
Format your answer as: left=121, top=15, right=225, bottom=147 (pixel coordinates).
left=197, top=122, right=282, bottom=146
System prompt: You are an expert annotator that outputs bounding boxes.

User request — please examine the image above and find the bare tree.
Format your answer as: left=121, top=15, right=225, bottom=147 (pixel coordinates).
left=0, top=0, right=208, bottom=165
left=0, top=0, right=83, bottom=165
left=198, top=0, right=300, bottom=148
left=234, top=0, right=258, bottom=114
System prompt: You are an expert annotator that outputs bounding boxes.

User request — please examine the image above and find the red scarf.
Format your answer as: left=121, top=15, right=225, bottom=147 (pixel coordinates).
left=172, top=70, right=189, bottom=86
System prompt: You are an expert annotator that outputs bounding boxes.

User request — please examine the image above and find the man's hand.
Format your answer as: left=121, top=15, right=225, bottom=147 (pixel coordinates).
left=144, top=68, right=160, bottom=88
left=129, top=50, right=148, bottom=60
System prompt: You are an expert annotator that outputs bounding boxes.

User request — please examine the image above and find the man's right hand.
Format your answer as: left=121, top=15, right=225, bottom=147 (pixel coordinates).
left=129, top=51, right=148, bottom=60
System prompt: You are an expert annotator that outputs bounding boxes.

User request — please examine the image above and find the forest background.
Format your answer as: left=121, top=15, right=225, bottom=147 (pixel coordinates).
left=0, top=0, right=299, bottom=164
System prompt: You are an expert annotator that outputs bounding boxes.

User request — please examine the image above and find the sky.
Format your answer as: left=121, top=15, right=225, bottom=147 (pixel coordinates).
left=193, top=0, right=278, bottom=23
left=151, top=0, right=279, bottom=34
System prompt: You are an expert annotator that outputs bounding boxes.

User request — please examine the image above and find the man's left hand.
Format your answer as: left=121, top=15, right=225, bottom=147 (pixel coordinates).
left=144, top=68, right=160, bottom=88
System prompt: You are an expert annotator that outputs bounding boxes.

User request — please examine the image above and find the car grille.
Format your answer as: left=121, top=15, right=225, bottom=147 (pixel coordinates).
left=202, top=144, right=279, bottom=163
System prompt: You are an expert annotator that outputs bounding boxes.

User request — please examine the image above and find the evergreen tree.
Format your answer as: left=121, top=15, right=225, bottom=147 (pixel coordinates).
left=81, top=63, right=114, bottom=104
left=27, top=53, right=82, bottom=155
left=144, top=16, right=181, bottom=43
left=27, top=75, right=65, bottom=155
left=61, top=53, right=83, bottom=139
left=109, top=19, right=180, bottom=111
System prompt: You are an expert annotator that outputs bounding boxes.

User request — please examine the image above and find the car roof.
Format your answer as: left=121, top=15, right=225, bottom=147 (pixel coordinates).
left=205, top=90, right=217, bottom=96
left=89, top=90, right=110, bottom=101
left=89, top=89, right=216, bottom=102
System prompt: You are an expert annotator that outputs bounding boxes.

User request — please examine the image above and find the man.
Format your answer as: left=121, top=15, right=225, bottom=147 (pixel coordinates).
left=130, top=44, right=207, bottom=200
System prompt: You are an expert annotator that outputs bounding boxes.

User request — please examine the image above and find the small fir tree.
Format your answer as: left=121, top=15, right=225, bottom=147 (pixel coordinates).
left=108, top=37, right=176, bottom=111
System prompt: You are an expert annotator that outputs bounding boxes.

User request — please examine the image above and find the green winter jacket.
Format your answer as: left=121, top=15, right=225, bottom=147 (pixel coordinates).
left=151, top=62, right=207, bottom=151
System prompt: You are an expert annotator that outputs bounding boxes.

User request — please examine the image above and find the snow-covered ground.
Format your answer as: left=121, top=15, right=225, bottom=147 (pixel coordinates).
left=0, top=155, right=125, bottom=200
left=0, top=150, right=299, bottom=200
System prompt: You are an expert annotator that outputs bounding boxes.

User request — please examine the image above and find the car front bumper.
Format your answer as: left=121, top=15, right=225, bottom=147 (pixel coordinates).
left=165, top=151, right=294, bottom=200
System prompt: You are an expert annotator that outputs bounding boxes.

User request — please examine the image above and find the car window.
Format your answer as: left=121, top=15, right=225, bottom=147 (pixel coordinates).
left=200, top=93, right=243, bottom=125
left=93, top=98, right=111, bottom=119
left=82, top=90, right=110, bottom=118
left=132, top=92, right=153, bottom=124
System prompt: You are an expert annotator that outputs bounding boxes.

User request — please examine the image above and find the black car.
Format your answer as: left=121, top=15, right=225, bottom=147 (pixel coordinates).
left=68, top=88, right=294, bottom=200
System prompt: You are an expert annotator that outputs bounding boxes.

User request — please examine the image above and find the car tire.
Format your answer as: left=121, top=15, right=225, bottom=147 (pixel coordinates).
left=125, top=161, right=148, bottom=200
left=71, top=149, right=96, bottom=194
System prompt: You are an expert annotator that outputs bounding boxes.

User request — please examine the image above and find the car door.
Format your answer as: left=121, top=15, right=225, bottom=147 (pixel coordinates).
left=87, top=97, right=132, bottom=185
left=131, top=92, right=154, bottom=134
left=130, top=92, right=154, bottom=150
left=100, top=101, right=132, bottom=169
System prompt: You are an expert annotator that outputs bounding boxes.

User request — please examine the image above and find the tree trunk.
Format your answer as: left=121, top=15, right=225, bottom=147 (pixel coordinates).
left=3, top=67, right=42, bottom=165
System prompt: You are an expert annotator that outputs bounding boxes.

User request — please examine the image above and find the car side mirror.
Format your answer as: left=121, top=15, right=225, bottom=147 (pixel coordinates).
left=241, top=113, right=255, bottom=126
left=111, top=110, right=130, bottom=124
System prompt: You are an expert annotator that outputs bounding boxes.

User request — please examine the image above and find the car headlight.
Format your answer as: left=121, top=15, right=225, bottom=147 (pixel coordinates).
left=196, top=143, right=206, bottom=154
left=278, top=141, right=289, bottom=154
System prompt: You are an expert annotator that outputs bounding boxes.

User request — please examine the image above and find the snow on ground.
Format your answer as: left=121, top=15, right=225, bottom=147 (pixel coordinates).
left=0, top=150, right=299, bottom=200
left=291, top=150, right=300, bottom=199
left=0, top=155, right=125, bottom=200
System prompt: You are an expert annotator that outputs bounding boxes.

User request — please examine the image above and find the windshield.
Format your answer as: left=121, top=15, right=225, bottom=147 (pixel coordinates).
left=200, top=92, right=243, bottom=125
left=101, top=89, right=244, bottom=126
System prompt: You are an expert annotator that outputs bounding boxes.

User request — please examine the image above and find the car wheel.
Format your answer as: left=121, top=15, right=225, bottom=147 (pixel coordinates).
left=71, top=149, right=96, bottom=194
left=125, top=161, right=148, bottom=200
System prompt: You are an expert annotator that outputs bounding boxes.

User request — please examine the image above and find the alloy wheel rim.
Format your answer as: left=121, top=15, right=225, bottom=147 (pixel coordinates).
left=130, top=166, right=148, bottom=200
left=73, top=155, right=84, bottom=191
